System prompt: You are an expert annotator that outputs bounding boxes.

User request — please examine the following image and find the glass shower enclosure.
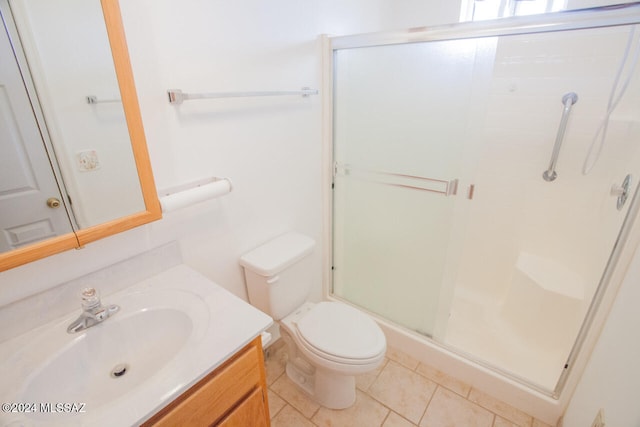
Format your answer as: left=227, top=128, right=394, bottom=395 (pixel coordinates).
left=330, top=6, right=640, bottom=394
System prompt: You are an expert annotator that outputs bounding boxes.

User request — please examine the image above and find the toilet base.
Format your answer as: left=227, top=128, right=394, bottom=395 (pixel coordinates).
left=286, top=358, right=356, bottom=409
left=282, top=331, right=357, bottom=409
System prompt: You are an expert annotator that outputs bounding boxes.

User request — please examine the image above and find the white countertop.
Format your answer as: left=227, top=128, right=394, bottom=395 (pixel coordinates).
left=0, top=265, right=273, bottom=427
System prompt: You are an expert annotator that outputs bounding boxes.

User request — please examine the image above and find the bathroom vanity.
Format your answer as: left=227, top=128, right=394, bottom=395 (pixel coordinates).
left=143, top=336, right=269, bottom=426
left=0, top=264, right=273, bottom=427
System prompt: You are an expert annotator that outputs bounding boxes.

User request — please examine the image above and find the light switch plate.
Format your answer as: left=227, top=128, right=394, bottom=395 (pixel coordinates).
left=77, top=150, right=101, bottom=172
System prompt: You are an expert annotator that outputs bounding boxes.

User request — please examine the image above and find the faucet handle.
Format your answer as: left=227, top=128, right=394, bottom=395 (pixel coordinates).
left=81, top=287, right=97, bottom=298
left=81, top=287, right=101, bottom=310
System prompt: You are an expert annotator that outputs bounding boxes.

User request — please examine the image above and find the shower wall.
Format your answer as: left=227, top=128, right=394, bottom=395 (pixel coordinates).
left=455, top=26, right=640, bottom=305
left=446, top=25, right=640, bottom=390
left=332, top=22, right=640, bottom=391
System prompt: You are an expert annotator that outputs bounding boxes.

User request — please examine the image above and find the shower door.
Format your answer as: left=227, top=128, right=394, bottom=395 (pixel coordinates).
left=331, top=21, right=640, bottom=392
left=332, top=38, right=496, bottom=339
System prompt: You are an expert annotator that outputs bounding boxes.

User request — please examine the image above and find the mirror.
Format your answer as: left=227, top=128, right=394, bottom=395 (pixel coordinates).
left=0, top=0, right=161, bottom=271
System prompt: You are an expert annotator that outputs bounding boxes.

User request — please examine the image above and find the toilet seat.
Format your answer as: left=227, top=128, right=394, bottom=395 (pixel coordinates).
left=293, top=302, right=386, bottom=365
left=295, top=331, right=384, bottom=366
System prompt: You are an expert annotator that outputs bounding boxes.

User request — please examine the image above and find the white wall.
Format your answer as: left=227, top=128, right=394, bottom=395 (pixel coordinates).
left=561, top=244, right=640, bottom=427
left=0, top=0, right=459, bottom=307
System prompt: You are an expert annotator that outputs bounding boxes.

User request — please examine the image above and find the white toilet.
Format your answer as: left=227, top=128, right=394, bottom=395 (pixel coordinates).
left=240, top=232, right=386, bottom=409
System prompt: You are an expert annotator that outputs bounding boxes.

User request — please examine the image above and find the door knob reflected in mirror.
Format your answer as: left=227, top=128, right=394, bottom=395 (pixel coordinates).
left=46, top=197, right=61, bottom=209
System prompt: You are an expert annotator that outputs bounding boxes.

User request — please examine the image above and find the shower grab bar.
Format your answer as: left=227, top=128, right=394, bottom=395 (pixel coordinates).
left=334, top=163, right=458, bottom=196
left=167, top=87, right=318, bottom=104
left=543, top=92, right=578, bottom=182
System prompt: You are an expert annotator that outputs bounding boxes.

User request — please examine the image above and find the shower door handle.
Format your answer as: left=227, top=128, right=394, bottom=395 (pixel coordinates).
left=334, top=163, right=459, bottom=196
left=543, top=92, right=578, bottom=182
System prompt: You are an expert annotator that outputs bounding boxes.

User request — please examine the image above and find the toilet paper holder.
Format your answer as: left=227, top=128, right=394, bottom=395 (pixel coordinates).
left=158, top=176, right=233, bottom=212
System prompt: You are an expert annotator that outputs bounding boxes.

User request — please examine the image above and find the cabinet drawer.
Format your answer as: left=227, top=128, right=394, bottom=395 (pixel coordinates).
left=147, top=342, right=263, bottom=427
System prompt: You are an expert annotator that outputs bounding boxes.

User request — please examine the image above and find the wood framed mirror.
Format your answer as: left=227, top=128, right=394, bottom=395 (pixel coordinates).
left=0, top=0, right=161, bottom=271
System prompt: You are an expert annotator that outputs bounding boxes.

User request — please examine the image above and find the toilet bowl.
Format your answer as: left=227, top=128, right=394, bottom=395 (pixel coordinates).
left=239, top=232, right=386, bottom=409
left=281, top=302, right=386, bottom=408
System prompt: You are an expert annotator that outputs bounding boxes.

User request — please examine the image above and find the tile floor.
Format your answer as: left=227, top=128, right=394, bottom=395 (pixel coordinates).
left=264, top=341, right=554, bottom=427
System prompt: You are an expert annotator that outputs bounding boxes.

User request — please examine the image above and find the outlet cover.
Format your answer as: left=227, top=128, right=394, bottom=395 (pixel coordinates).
left=591, top=409, right=605, bottom=427
left=77, top=150, right=101, bottom=172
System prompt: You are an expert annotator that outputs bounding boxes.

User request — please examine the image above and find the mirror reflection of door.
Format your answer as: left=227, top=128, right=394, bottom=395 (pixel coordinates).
left=0, top=13, right=74, bottom=252
left=7, top=0, right=145, bottom=230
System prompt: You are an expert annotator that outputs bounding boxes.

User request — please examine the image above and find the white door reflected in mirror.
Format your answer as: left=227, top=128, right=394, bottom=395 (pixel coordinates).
left=0, top=18, right=75, bottom=252
left=0, top=0, right=146, bottom=255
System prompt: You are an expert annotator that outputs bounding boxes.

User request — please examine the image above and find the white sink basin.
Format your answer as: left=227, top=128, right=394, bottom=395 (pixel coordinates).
left=0, top=265, right=272, bottom=427
left=23, top=306, right=192, bottom=419
left=16, top=288, right=207, bottom=423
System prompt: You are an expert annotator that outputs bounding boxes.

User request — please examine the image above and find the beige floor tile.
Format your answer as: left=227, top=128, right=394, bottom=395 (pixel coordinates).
left=271, top=373, right=320, bottom=418
left=508, top=417, right=551, bottom=427
left=265, top=342, right=545, bottom=427
left=356, top=357, right=388, bottom=392
left=387, top=347, right=420, bottom=370
left=369, top=360, right=437, bottom=424
left=312, top=389, right=389, bottom=427
left=416, top=363, right=472, bottom=397
left=420, top=387, right=494, bottom=427
left=468, top=389, right=533, bottom=427
left=271, top=404, right=316, bottom=427
left=383, top=411, right=418, bottom=427
left=265, top=341, right=288, bottom=386
left=494, top=416, right=518, bottom=427
left=268, top=389, right=287, bottom=419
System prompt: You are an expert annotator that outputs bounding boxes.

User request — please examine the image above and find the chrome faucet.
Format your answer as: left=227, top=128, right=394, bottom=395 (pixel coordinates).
left=67, top=288, right=120, bottom=334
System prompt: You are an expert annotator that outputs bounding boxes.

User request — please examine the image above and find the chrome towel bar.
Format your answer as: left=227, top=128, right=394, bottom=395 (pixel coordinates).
left=167, top=87, right=318, bottom=105
left=86, top=95, right=121, bottom=104
left=543, top=92, right=578, bottom=182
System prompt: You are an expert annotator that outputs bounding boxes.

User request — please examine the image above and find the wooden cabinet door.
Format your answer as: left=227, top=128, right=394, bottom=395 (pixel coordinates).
left=217, top=387, right=268, bottom=427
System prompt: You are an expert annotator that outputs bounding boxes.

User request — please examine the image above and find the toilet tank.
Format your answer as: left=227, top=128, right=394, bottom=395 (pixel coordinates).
left=239, top=232, right=316, bottom=320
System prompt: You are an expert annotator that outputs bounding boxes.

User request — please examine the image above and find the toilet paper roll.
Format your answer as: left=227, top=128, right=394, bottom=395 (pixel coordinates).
left=160, top=178, right=231, bottom=212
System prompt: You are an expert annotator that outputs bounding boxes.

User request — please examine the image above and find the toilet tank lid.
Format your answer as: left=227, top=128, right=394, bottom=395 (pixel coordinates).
left=239, top=232, right=315, bottom=276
